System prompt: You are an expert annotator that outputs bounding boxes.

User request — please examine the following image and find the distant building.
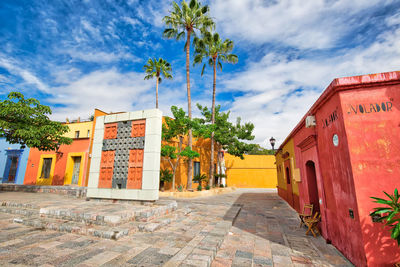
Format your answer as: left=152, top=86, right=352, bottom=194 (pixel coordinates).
left=276, top=71, right=400, bottom=266
left=0, top=138, right=29, bottom=184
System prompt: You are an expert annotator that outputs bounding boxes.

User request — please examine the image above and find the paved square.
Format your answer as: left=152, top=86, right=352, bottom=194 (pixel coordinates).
left=0, top=189, right=353, bottom=266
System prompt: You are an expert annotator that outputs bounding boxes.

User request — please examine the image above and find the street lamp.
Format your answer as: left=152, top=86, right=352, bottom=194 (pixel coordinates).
left=269, top=137, right=276, bottom=152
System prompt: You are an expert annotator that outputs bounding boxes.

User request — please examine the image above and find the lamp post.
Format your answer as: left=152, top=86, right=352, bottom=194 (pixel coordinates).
left=269, top=137, right=276, bottom=152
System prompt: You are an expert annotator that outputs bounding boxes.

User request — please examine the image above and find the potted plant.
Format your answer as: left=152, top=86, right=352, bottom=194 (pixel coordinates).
left=370, top=188, right=400, bottom=245
left=159, top=169, right=173, bottom=191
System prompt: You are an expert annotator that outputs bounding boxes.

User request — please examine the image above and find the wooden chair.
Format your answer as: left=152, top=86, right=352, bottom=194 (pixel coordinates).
left=299, top=204, right=313, bottom=228
left=304, top=212, right=321, bottom=237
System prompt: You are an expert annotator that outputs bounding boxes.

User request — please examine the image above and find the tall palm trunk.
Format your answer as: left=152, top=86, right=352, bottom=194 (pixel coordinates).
left=209, top=57, right=217, bottom=186
left=186, top=30, right=193, bottom=190
left=155, top=76, right=159, bottom=109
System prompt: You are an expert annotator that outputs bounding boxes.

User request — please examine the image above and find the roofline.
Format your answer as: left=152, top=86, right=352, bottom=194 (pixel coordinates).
left=277, top=71, right=400, bottom=151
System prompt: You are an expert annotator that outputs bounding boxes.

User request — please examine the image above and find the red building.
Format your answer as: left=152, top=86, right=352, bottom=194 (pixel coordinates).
left=278, top=71, right=400, bottom=266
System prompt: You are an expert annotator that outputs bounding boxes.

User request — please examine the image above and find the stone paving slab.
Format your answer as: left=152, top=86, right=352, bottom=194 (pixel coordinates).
left=0, top=192, right=177, bottom=226
left=0, top=189, right=354, bottom=266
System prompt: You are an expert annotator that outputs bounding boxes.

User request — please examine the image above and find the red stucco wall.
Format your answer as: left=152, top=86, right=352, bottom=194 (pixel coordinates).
left=286, top=72, right=400, bottom=266
left=340, top=84, right=400, bottom=266
left=24, top=138, right=90, bottom=185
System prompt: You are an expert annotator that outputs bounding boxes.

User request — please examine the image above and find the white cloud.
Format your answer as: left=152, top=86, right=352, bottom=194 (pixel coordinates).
left=211, top=0, right=391, bottom=49
left=222, top=27, right=400, bottom=146
left=0, top=55, right=49, bottom=92
left=63, top=49, right=136, bottom=63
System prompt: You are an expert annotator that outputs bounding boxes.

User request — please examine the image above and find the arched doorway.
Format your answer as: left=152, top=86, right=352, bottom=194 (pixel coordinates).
left=306, top=160, right=320, bottom=214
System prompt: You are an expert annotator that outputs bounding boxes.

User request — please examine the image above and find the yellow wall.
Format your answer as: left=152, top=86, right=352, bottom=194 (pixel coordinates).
left=63, top=121, right=93, bottom=139
left=64, top=152, right=86, bottom=186
left=225, top=154, right=277, bottom=188
left=275, top=138, right=299, bottom=195
left=36, top=154, right=57, bottom=185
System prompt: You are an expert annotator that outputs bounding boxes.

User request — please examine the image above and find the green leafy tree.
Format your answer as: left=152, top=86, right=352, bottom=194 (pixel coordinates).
left=161, top=106, right=200, bottom=190
left=247, top=144, right=275, bottom=155
left=193, top=31, right=238, bottom=182
left=163, top=0, right=214, bottom=189
left=0, top=92, right=72, bottom=151
left=143, top=58, right=173, bottom=109
left=370, top=189, right=400, bottom=245
left=196, top=104, right=256, bottom=185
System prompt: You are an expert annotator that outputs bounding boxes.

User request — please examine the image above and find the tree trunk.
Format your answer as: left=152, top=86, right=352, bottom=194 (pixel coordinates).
left=155, top=76, right=159, bottom=109
left=209, top=58, right=217, bottom=187
left=186, top=30, right=193, bottom=190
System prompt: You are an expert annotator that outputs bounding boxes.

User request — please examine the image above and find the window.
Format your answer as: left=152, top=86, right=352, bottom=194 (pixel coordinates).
left=75, top=131, right=80, bottom=138
left=41, top=158, right=53, bottom=178
left=87, top=130, right=90, bottom=137
left=194, top=161, right=200, bottom=177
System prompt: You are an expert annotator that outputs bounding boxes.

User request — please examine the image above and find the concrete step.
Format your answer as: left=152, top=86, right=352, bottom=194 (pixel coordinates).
left=12, top=215, right=135, bottom=240
left=0, top=200, right=178, bottom=227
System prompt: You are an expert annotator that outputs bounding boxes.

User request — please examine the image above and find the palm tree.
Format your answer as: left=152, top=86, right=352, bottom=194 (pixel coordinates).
left=193, top=31, right=238, bottom=186
left=143, top=58, right=173, bottom=109
left=163, top=0, right=214, bottom=189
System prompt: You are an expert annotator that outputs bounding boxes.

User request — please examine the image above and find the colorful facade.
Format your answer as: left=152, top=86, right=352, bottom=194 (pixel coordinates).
left=225, top=154, right=277, bottom=188
left=275, top=139, right=300, bottom=211
left=161, top=136, right=218, bottom=190
left=0, top=138, right=29, bottom=184
left=24, top=121, right=92, bottom=186
left=277, top=71, right=400, bottom=266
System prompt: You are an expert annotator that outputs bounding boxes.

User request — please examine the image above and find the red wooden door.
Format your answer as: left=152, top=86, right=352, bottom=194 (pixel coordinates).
left=131, top=120, right=146, bottom=137
left=284, top=159, right=294, bottom=207
left=127, top=149, right=144, bottom=189
left=98, top=151, right=115, bottom=188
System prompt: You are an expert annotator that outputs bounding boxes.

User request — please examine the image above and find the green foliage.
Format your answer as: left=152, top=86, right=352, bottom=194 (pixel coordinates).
left=197, top=184, right=202, bottom=191
left=205, top=185, right=210, bottom=190
left=143, top=57, right=172, bottom=83
left=370, top=189, right=400, bottom=245
left=196, top=104, right=256, bottom=159
left=193, top=31, right=238, bottom=75
left=163, top=0, right=214, bottom=44
left=0, top=92, right=72, bottom=151
left=247, top=144, right=275, bottom=155
left=180, top=146, right=199, bottom=159
left=177, top=184, right=184, bottom=192
left=193, top=173, right=207, bottom=183
left=219, top=184, right=224, bottom=188
left=160, top=169, right=173, bottom=183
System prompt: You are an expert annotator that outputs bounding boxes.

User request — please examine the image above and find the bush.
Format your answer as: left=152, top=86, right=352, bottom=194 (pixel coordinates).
left=177, top=184, right=183, bottom=192
left=205, top=185, right=210, bottom=190
left=197, top=185, right=202, bottom=191
left=370, top=189, right=400, bottom=245
left=220, top=184, right=224, bottom=188
left=193, top=173, right=207, bottom=184
left=160, top=169, right=173, bottom=183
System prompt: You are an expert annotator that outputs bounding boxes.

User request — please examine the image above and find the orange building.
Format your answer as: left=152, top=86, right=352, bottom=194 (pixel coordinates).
left=24, top=120, right=92, bottom=186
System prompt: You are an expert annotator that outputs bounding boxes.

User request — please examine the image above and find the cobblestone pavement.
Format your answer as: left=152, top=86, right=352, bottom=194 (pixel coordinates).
left=0, top=189, right=353, bottom=266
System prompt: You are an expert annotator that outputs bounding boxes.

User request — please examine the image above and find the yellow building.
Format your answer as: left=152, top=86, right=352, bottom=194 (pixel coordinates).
left=275, top=138, right=300, bottom=211
left=63, top=121, right=93, bottom=139
left=161, top=136, right=218, bottom=190
left=225, top=154, right=277, bottom=188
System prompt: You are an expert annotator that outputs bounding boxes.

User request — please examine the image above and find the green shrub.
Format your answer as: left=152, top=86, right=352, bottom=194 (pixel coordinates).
left=193, top=173, right=207, bottom=184
left=160, top=169, right=173, bottom=183
left=220, top=184, right=224, bottom=188
left=197, top=185, right=202, bottom=191
left=177, top=184, right=183, bottom=192
left=370, top=188, right=400, bottom=245
left=205, top=185, right=210, bottom=190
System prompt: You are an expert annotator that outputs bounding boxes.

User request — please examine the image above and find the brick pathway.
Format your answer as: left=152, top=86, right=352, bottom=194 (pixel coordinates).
left=0, top=189, right=353, bottom=266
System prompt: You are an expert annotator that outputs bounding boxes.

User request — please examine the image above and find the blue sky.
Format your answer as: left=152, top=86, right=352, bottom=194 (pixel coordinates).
left=1, top=0, right=400, bottom=147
